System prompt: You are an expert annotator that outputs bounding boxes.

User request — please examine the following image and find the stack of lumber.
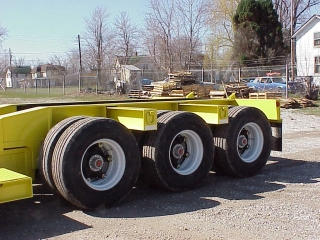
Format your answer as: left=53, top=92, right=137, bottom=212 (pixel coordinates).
left=281, top=98, right=318, bottom=108
left=169, top=89, right=184, bottom=97
left=168, top=72, right=196, bottom=86
left=181, top=84, right=214, bottom=98
left=249, top=92, right=283, bottom=99
left=128, top=89, right=150, bottom=99
left=225, top=83, right=253, bottom=98
left=209, top=90, right=226, bottom=98
left=142, top=85, right=154, bottom=91
left=150, top=81, right=178, bottom=96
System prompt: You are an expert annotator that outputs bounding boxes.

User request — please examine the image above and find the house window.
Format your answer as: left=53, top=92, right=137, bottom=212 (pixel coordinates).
left=314, top=32, right=320, bottom=46
left=315, top=56, right=320, bottom=73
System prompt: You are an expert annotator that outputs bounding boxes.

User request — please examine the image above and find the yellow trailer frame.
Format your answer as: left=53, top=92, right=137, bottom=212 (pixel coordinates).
left=0, top=97, right=281, bottom=204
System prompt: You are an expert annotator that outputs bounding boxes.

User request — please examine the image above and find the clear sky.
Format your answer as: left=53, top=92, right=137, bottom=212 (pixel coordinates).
left=0, top=0, right=148, bottom=64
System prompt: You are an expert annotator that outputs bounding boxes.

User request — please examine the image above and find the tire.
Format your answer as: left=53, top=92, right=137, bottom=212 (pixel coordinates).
left=142, top=111, right=214, bottom=191
left=39, top=116, right=86, bottom=191
left=51, top=117, right=140, bottom=209
left=213, top=106, right=271, bottom=177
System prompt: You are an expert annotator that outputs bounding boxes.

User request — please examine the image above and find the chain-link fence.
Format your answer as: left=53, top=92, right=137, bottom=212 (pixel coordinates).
left=3, top=64, right=316, bottom=99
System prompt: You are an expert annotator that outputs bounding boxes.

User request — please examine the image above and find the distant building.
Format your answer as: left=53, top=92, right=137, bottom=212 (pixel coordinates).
left=292, top=14, right=320, bottom=85
left=111, top=55, right=162, bottom=91
left=5, top=66, right=32, bottom=88
left=31, top=64, right=66, bottom=87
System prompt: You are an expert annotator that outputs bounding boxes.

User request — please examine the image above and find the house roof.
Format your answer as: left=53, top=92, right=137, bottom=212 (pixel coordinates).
left=8, top=66, right=31, bottom=74
left=31, top=64, right=66, bottom=73
left=116, top=55, right=155, bottom=65
left=122, top=65, right=141, bottom=71
left=292, top=14, right=320, bottom=38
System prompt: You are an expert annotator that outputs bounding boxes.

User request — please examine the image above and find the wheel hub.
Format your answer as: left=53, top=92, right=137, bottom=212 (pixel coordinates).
left=238, top=135, right=248, bottom=148
left=89, top=154, right=105, bottom=172
left=172, top=144, right=185, bottom=159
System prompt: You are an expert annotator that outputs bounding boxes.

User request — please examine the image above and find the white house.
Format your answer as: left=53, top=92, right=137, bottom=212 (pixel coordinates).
left=292, top=15, right=320, bottom=85
left=5, top=66, right=32, bottom=88
left=31, top=64, right=66, bottom=87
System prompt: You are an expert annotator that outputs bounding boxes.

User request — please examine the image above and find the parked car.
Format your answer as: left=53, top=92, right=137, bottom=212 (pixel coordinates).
left=247, top=76, right=288, bottom=92
left=240, top=77, right=256, bottom=83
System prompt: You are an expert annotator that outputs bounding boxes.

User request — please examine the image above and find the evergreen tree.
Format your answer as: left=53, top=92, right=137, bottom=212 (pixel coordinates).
left=233, top=0, right=285, bottom=66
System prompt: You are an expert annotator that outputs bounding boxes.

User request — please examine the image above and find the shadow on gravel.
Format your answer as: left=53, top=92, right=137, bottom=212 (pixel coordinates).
left=1, top=156, right=319, bottom=239
left=0, top=181, right=91, bottom=240
left=88, top=156, right=320, bottom=219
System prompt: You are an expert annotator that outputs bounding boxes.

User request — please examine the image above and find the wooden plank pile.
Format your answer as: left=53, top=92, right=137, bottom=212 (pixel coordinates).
left=150, top=82, right=215, bottom=98
left=225, top=83, right=253, bottom=98
left=281, top=98, right=318, bottom=108
left=169, top=89, right=184, bottom=97
left=128, top=89, right=150, bottom=99
left=150, top=81, right=178, bottom=97
left=209, top=90, right=226, bottom=98
left=181, top=84, right=214, bottom=98
left=249, top=92, right=284, bottom=99
left=168, top=72, right=196, bottom=86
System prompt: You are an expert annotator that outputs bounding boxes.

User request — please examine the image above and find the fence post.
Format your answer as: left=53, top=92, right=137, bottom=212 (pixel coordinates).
left=63, top=75, right=65, bottom=94
left=285, top=63, right=289, bottom=98
left=48, top=78, right=50, bottom=94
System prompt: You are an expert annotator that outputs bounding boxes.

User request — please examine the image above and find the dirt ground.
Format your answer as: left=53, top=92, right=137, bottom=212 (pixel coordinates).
left=0, top=109, right=320, bottom=240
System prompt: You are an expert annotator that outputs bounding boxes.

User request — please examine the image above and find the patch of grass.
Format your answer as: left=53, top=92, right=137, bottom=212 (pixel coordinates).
left=0, top=87, right=127, bottom=104
left=295, top=100, right=320, bottom=116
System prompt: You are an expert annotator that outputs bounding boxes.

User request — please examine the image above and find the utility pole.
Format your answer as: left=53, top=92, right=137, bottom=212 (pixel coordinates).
left=78, top=34, right=83, bottom=92
left=290, top=0, right=295, bottom=81
left=9, top=48, right=12, bottom=67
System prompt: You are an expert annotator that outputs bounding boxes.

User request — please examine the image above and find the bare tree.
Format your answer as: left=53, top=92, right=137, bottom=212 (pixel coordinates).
left=83, top=6, right=110, bottom=89
left=0, top=24, right=8, bottom=71
left=113, top=11, right=139, bottom=61
left=48, top=54, right=67, bottom=66
left=0, top=49, right=10, bottom=73
left=65, top=49, right=81, bottom=74
left=206, top=0, right=240, bottom=63
left=0, top=24, right=7, bottom=44
left=176, top=0, right=209, bottom=69
left=13, top=57, right=26, bottom=66
left=273, top=0, right=320, bottom=32
left=143, top=16, right=160, bottom=65
left=147, top=0, right=176, bottom=72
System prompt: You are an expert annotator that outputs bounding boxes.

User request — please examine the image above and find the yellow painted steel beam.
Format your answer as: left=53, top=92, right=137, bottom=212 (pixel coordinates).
left=234, top=99, right=281, bottom=121
left=0, top=148, right=34, bottom=179
left=178, top=104, right=229, bottom=124
left=50, top=105, right=107, bottom=126
left=0, top=105, right=17, bottom=116
left=107, top=107, right=157, bottom=131
left=0, top=168, right=33, bottom=204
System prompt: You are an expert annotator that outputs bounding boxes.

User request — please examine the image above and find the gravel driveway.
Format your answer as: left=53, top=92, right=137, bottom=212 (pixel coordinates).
left=0, top=108, right=319, bottom=240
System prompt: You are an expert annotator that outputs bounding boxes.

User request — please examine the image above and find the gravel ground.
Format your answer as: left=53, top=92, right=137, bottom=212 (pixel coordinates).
left=0, top=108, right=320, bottom=240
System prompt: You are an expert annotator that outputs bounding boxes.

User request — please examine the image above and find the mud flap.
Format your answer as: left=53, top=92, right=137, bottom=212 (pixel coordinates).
left=270, top=122, right=282, bottom=151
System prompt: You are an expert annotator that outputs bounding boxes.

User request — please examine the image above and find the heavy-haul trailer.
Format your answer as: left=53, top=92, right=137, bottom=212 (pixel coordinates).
left=0, top=96, right=282, bottom=209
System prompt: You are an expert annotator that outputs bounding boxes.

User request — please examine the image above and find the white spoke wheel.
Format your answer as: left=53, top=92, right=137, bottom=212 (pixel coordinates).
left=81, top=139, right=126, bottom=191
left=169, top=130, right=203, bottom=175
left=236, top=122, right=264, bottom=163
left=51, top=117, right=140, bottom=210
left=213, top=106, right=271, bottom=177
left=142, top=111, right=214, bottom=191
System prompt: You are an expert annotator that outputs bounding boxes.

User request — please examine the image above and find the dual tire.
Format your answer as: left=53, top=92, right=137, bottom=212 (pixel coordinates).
left=141, top=111, right=214, bottom=191
left=39, top=117, right=140, bottom=209
left=213, top=106, right=272, bottom=177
